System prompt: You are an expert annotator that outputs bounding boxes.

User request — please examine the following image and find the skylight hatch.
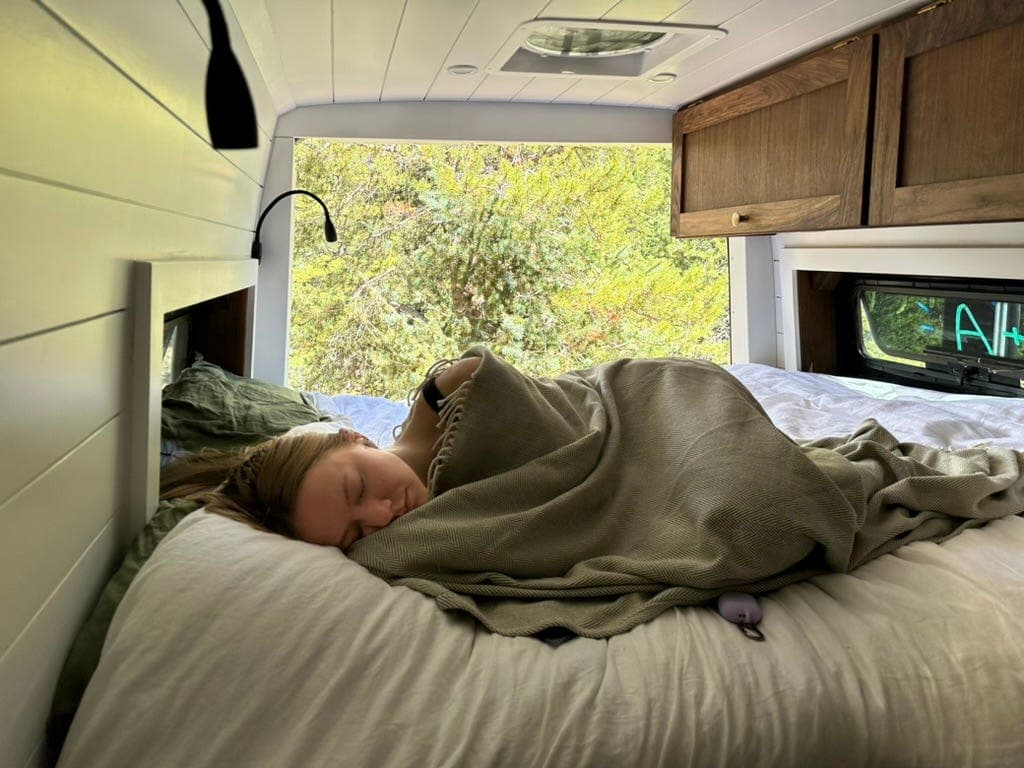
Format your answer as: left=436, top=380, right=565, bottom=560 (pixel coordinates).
left=488, top=19, right=727, bottom=79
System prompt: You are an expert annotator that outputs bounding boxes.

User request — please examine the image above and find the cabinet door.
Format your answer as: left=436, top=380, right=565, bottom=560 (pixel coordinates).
left=671, top=37, right=873, bottom=238
left=870, top=0, right=1024, bottom=226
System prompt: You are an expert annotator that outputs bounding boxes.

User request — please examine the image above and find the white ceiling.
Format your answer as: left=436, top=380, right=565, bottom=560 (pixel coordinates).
left=230, top=0, right=924, bottom=114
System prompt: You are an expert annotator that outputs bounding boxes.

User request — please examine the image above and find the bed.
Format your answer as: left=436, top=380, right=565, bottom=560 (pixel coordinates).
left=52, top=355, right=1024, bottom=768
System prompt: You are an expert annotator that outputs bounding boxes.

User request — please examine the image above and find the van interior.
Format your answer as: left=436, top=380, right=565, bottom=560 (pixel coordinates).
left=3, top=1, right=1023, bottom=766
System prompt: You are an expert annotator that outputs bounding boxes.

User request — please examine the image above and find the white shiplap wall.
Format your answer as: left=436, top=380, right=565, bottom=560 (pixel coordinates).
left=0, top=2, right=275, bottom=766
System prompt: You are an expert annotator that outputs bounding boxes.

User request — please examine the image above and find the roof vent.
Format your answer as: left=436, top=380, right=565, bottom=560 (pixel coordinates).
left=488, top=19, right=726, bottom=79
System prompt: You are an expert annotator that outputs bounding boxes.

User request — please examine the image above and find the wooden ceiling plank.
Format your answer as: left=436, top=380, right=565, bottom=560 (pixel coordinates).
left=601, top=1, right=690, bottom=21
left=224, top=0, right=298, bottom=115
left=597, top=77, right=676, bottom=108
left=513, top=77, right=582, bottom=103
left=470, top=74, right=536, bottom=102
left=552, top=78, right=622, bottom=105
left=379, top=0, right=478, bottom=101
left=331, top=0, right=407, bottom=103
left=217, top=0, right=933, bottom=114
left=427, top=0, right=549, bottom=101
left=661, top=0, right=760, bottom=25
left=264, top=0, right=332, bottom=106
left=539, top=1, right=621, bottom=18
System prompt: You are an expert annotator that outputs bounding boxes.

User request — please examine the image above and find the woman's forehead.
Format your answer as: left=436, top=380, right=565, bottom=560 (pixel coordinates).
left=310, top=442, right=359, bottom=479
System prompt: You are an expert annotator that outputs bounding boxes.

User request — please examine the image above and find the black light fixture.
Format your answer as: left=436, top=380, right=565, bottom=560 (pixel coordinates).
left=202, top=0, right=258, bottom=149
left=251, top=190, right=337, bottom=262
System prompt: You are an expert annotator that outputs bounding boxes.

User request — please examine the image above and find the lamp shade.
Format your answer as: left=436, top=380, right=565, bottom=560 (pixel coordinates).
left=202, top=0, right=258, bottom=149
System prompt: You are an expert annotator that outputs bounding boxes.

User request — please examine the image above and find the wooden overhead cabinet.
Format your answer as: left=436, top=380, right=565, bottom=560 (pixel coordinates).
left=870, top=0, right=1024, bottom=226
left=671, top=37, right=873, bottom=237
left=672, top=0, right=1024, bottom=237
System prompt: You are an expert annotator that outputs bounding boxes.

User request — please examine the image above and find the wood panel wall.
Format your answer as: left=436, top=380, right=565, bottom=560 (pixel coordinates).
left=0, top=3, right=278, bottom=766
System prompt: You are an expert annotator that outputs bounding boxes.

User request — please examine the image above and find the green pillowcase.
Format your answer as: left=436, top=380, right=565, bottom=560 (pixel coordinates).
left=162, top=360, right=331, bottom=452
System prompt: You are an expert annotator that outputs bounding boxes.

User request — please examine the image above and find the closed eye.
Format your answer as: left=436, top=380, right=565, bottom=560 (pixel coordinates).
left=345, top=472, right=360, bottom=505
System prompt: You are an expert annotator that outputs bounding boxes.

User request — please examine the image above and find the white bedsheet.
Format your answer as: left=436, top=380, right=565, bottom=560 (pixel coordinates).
left=730, top=363, right=1024, bottom=450
left=58, top=369, right=1024, bottom=768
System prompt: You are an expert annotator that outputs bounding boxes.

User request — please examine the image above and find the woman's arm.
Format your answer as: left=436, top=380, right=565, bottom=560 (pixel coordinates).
left=390, top=356, right=481, bottom=483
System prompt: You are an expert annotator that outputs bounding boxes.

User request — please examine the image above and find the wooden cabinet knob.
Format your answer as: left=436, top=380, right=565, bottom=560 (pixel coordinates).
left=731, top=211, right=746, bottom=227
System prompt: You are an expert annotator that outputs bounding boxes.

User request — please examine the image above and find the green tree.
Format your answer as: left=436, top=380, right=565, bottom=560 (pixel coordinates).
left=862, top=291, right=944, bottom=359
left=289, top=141, right=729, bottom=399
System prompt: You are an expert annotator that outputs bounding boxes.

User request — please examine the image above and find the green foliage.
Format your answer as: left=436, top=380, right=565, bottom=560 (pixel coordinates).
left=862, top=291, right=944, bottom=358
left=289, top=141, right=729, bottom=398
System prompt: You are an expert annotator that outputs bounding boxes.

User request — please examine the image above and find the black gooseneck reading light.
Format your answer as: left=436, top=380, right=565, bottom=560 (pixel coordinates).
left=202, top=0, right=258, bottom=149
left=251, top=190, right=337, bottom=262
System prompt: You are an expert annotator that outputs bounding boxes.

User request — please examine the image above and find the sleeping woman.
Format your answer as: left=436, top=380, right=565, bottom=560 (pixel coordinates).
left=161, top=356, right=481, bottom=549
left=160, top=347, right=1024, bottom=638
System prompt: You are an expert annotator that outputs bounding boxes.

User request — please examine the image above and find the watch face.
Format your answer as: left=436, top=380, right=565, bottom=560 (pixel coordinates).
left=524, top=25, right=667, bottom=58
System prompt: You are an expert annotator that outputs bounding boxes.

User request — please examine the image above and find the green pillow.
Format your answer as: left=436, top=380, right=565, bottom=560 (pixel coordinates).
left=161, top=360, right=331, bottom=452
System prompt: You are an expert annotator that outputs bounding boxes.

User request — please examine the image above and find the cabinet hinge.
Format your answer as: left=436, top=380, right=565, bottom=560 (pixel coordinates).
left=917, top=0, right=952, bottom=15
left=832, top=35, right=861, bottom=50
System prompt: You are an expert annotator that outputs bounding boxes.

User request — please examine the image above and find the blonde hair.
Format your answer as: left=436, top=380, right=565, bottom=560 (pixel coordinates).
left=160, top=430, right=361, bottom=536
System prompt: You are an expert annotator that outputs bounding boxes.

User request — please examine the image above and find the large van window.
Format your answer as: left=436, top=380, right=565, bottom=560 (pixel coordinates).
left=288, top=141, right=729, bottom=399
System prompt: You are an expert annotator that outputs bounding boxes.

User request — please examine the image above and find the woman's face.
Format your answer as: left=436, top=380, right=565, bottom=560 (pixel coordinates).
left=292, top=442, right=429, bottom=549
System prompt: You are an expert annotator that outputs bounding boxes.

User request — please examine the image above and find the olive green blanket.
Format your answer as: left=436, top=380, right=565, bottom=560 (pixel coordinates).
left=348, top=348, right=1024, bottom=638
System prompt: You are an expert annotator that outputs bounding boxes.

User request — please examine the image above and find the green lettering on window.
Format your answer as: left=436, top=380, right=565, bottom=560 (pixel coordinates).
left=955, top=303, right=995, bottom=356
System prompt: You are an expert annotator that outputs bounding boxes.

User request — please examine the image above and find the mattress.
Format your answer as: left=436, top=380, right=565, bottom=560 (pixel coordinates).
left=57, top=365, right=1024, bottom=768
